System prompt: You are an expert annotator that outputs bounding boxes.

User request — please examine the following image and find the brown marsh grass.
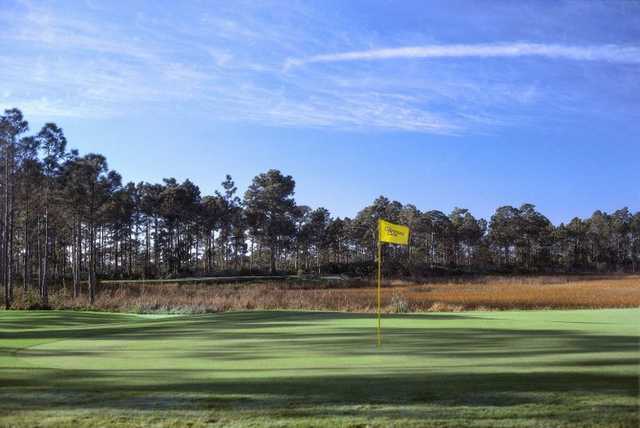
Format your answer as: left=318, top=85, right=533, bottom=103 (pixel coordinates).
left=9, top=274, right=639, bottom=313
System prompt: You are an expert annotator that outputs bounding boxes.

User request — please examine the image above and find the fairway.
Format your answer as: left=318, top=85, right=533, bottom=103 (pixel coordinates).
left=1, top=309, right=639, bottom=427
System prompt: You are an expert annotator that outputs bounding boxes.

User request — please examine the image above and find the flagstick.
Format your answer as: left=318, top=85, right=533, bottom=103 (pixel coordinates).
left=377, top=240, right=382, bottom=347
left=376, top=218, right=409, bottom=348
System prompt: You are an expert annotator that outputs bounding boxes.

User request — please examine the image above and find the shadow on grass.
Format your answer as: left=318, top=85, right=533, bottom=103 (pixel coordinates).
left=1, top=310, right=639, bottom=424
left=2, top=311, right=639, bottom=360
left=0, top=310, right=476, bottom=341
left=0, top=310, right=141, bottom=331
left=2, top=368, right=638, bottom=410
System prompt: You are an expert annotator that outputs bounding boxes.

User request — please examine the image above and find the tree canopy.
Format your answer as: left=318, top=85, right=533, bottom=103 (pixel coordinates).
left=1, top=108, right=638, bottom=307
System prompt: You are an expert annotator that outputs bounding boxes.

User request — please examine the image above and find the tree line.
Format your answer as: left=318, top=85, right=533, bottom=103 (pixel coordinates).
left=1, top=108, right=639, bottom=307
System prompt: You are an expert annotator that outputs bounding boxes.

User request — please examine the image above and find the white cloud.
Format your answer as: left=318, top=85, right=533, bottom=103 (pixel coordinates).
left=1, top=2, right=637, bottom=135
left=0, top=97, right=111, bottom=119
left=285, top=43, right=640, bottom=69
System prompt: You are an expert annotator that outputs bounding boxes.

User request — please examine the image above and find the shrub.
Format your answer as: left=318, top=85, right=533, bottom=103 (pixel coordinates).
left=390, top=290, right=410, bottom=313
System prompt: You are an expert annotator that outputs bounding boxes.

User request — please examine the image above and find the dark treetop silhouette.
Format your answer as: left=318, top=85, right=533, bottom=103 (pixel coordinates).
left=1, top=108, right=639, bottom=308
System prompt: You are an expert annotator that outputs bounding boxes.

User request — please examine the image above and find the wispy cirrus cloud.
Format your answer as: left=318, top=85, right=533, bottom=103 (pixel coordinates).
left=285, top=43, right=640, bottom=69
left=0, top=1, right=469, bottom=134
left=1, top=1, right=638, bottom=135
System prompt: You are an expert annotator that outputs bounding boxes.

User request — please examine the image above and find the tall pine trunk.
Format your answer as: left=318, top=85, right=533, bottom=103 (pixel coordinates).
left=41, top=205, right=48, bottom=306
left=3, top=144, right=10, bottom=309
left=23, top=194, right=30, bottom=291
left=89, top=222, right=96, bottom=304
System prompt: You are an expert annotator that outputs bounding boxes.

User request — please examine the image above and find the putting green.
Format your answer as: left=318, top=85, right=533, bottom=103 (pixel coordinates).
left=1, top=309, right=638, bottom=427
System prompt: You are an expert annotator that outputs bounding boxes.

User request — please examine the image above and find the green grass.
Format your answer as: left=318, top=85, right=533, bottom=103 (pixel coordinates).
left=1, top=309, right=638, bottom=427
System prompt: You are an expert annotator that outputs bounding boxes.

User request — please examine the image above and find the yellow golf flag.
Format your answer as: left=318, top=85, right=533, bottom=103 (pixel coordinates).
left=375, top=218, right=410, bottom=347
left=378, top=219, right=410, bottom=245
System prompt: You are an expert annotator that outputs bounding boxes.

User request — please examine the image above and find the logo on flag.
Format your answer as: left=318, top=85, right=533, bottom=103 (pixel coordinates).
left=378, top=219, right=410, bottom=245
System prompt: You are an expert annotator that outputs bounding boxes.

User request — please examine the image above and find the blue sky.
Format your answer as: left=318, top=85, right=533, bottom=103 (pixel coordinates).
left=0, top=0, right=638, bottom=224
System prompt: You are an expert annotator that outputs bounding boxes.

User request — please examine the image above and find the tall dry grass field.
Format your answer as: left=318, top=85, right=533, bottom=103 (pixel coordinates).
left=380, top=275, right=640, bottom=311
left=9, top=275, right=639, bottom=313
